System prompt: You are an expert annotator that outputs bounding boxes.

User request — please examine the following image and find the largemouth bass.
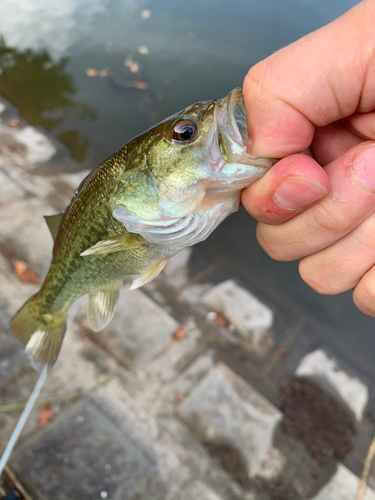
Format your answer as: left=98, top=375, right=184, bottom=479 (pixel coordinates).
left=9, top=88, right=275, bottom=370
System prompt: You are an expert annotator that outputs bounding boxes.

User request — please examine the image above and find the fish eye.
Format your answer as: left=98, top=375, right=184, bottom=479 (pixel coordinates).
left=171, top=119, right=198, bottom=143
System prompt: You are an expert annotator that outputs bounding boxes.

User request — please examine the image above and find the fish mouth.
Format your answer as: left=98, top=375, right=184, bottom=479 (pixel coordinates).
left=226, top=87, right=248, bottom=145
left=212, top=88, right=276, bottom=170
left=216, top=87, right=247, bottom=149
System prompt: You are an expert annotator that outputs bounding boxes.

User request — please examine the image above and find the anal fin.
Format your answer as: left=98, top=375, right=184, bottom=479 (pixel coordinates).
left=130, top=258, right=168, bottom=290
left=87, top=280, right=122, bottom=332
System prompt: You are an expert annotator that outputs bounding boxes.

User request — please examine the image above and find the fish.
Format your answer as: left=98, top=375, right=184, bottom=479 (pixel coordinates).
left=9, top=88, right=276, bottom=371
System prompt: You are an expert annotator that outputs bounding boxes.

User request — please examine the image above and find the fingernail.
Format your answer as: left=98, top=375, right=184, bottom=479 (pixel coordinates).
left=351, top=145, right=375, bottom=191
left=274, top=177, right=327, bottom=210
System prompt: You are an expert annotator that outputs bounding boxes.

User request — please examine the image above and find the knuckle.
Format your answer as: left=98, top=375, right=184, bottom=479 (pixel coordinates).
left=299, top=258, right=346, bottom=295
left=351, top=219, right=375, bottom=251
left=256, top=224, right=294, bottom=261
left=307, top=203, right=348, bottom=236
left=243, top=60, right=270, bottom=103
left=353, top=276, right=375, bottom=317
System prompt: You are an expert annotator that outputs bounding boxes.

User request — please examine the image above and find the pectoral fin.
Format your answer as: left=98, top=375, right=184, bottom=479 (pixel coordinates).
left=81, top=233, right=145, bottom=256
left=87, top=280, right=122, bottom=331
left=130, top=258, right=168, bottom=290
left=44, top=213, right=64, bottom=242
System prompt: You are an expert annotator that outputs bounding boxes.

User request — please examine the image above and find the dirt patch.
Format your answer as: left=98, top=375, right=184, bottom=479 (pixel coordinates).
left=279, top=377, right=355, bottom=464
left=202, top=440, right=251, bottom=488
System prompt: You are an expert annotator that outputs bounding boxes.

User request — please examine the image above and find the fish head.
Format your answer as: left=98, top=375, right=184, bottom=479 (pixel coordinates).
left=112, top=88, right=277, bottom=247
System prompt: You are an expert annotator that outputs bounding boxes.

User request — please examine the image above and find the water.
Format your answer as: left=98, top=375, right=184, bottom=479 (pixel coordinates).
left=1, top=0, right=373, bottom=368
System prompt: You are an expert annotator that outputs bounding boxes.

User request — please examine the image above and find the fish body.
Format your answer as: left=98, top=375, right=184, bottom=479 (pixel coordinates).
left=9, top=88, right=276, bottom=370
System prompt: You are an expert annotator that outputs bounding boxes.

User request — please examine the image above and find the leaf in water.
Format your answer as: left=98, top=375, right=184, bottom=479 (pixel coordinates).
left=86, top=68, right=98, bottom=77
left=138, top=46, right=149, bottom=55
left=141, top=9, right=151, bottom=19
left=129, top=62, right=140, bottom=73
left=134, top=81, right=148, bottom=90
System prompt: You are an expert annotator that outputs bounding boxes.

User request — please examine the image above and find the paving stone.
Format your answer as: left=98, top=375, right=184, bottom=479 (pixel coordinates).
left=0, top=169, right=26, bottom=204
left=178, top=362, right=282, bottom=479
left=95, top=377, right=251, bottom=500
left=12, top=126, right=56, bottom=164
left=133, top=322, right=202, bottom=409
left=0, top=327, right=28, bottom=390
left=170, top=349, right=216, bottom=401
left=313, top=463, right=375, bottom=500
left=179, top=283, right=213, bottom=305
left=0, top=252, right=40, bottom=324
left=0, top=196, right=55, bottom=276
left=90, top=287, right=179, bottom=367
left=145, top=318, right=200, bottom=373
left=202, top=280, right=274, bottom=352
left=90, top=380, right=192, bottom=500
left=11, top=399, right=154, bottom=500
left=295, top=349, right=369, bottom=423
left=0, top=158, right=87, bottom=207
left=0, top=97, right=78, bottom=173
left=178, top=480, right=223, bottom=500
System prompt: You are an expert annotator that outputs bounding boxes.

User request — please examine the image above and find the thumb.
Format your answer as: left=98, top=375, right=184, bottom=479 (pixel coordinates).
left=243, top=0, right=375, bottom=158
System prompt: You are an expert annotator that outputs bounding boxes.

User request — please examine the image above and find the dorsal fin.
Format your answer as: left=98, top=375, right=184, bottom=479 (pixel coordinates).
left=44, top=213, right=64, bottom=242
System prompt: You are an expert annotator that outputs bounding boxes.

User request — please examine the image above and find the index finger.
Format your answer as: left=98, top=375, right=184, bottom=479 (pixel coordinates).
left=243, top=0, right=375, bottom=157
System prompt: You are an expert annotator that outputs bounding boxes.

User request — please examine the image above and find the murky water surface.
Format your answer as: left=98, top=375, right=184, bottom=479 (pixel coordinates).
left=2, top=0, right=372, bottom=365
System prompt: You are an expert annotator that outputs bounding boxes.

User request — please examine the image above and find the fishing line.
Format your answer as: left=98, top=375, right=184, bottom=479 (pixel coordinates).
left=0, top=299, right=83, bottom=477
left=0, top=366, right=48, bottom=476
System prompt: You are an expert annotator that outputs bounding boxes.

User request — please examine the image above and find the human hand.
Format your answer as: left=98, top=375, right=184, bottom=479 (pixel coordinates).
left=241, top=0, right=375, bottom=316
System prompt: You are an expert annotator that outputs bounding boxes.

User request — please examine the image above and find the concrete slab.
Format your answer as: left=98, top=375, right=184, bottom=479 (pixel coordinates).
left=313, top=464, right=375, bottom=500
left=163, top=248, right=192, bottom=289
left=94, top=287, right=179, bottom=367
left=178, top=362, right=282, bottom=478
left=178, top=481, right=223, bottom=500
left=202, top=280, right=274, bottom=352
left=0, top=169, right=26, bottom=204
left=13, top=126, right=56, bottom=164
left=11, top=399, right=154, bottom=500
left=0, top=196, right=54, bottom=277
left=0, top=328, right=27, bottom=390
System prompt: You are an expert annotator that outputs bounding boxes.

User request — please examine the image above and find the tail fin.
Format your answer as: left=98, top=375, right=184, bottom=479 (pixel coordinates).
left=9, top=293, right=67, bottom=372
